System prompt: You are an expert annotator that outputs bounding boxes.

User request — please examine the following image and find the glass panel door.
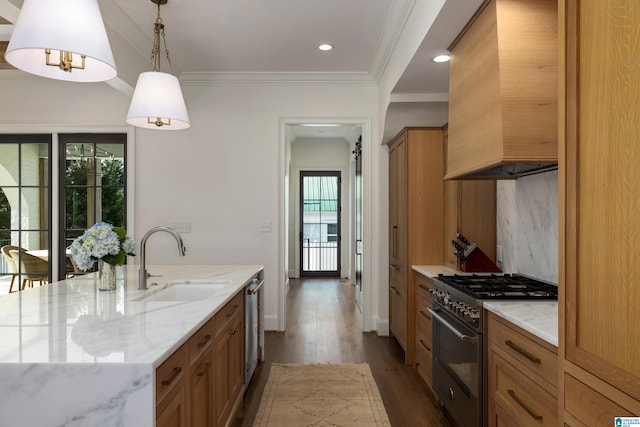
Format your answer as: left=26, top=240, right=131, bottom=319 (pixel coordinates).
left=300, top=171, right=340, bottom=277
left=0, top=135, right=52, bottom=293
left=59, top=134, right=127, bottom=279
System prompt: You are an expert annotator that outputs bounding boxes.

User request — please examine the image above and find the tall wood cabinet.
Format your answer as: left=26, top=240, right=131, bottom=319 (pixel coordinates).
left=388, top=128, right=445, bottom=364
left=560, top=0, right=640, bottom=422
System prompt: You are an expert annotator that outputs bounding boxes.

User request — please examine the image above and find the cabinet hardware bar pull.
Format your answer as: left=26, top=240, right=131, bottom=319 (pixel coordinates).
left=197, top=334, right=212, bottom=348
left=197, top=362, right=212, bottom=377
left=390, top=286, right=399, bottom=294
left=507, top=389, right=543, bottom=420
left=419, top=339, right=431, bottom=351
left=392, top=226, right=397, bottom=257
left=505, top=340, right=541, bottom=364
left=418, top=284, right=430, bottom=292
left=161, top=367, right=182, bottom=385
left=419, top=309, right=431, bottom=320
left=226, top=304, right=240, bottom=317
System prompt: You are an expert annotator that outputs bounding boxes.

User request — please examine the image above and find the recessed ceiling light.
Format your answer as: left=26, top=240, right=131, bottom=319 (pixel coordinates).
left=318, top=44, right=333, bottom=51
left=432, top=54, right=451, bottom=63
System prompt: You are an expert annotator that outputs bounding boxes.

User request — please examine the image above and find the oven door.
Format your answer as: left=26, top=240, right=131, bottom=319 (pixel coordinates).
left=429, top=302, right=482, bottom=427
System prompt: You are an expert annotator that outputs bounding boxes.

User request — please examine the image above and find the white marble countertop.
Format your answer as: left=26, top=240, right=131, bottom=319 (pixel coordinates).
left=412, top=264, right=460, bottom=277
left=0, top=264, right=263, bottom=426
left=483, top=301, right=558, bottom=347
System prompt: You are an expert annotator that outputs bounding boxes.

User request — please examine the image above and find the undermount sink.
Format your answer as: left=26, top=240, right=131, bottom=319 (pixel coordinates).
left=136, top=279, right=231, bottom=302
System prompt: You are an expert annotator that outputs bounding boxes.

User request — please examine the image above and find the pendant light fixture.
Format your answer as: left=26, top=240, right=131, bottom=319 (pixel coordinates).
left=4, top=0, right=117, bottom=82
left=126, top=0, right=190, bottom=130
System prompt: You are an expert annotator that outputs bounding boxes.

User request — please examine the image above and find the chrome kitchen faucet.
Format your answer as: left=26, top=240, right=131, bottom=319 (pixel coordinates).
left=138, top=226, right=187, bottom=290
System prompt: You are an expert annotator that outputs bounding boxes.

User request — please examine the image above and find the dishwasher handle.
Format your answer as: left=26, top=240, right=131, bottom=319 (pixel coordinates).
left=247, top=278, right=264, bottom=295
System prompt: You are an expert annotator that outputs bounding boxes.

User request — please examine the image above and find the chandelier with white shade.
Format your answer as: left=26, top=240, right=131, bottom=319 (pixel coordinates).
left=126, top=0, right=190, bottom=130
left=4, top=0, right=117, bottom=82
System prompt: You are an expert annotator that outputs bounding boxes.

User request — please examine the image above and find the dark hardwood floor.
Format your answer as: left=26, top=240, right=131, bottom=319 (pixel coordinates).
left=233, top=277, right=453, bottom=427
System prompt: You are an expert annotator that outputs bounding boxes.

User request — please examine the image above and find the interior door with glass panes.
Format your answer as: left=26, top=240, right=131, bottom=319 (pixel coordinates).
left=299, top=171, right=341, bottom=277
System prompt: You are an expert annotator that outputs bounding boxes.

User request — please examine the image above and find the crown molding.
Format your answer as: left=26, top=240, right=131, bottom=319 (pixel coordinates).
left=179, top=71, right=378, bottom=86
left=390, top=92, right=448, bottom=103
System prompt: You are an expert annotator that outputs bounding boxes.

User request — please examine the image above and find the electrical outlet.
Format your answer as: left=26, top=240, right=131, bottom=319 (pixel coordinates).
left=172, top=221, right=191, bottom=233
left=496, top=245, right=503, bottom=263
left=260, top=221, right=272, bottom=233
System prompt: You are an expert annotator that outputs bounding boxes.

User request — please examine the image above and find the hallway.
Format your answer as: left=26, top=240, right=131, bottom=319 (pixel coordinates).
left=235, top=278, right=452, bottom=426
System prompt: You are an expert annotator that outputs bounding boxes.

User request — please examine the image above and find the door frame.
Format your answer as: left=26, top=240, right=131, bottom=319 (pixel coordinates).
left=279, top=117, right=372, bottom=332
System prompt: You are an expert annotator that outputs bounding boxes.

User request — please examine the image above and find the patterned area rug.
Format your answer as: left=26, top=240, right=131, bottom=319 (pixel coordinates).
left=254, top=363, right=391, bottom=426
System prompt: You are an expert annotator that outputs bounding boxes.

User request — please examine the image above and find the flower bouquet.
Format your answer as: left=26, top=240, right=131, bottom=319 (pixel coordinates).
left=70, top=222, right=135, bottom=290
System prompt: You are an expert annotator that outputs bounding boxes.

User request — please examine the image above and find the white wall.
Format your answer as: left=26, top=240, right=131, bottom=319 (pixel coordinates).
left=136, top=82, right=381, bottom=331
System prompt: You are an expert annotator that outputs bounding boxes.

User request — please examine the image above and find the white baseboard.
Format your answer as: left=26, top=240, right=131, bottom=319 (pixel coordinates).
left=264, top=314, right=279, bottom=331
left=376, top=318, right=389, bottom=336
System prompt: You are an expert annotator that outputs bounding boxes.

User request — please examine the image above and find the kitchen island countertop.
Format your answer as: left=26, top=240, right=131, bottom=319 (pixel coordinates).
left=0, top=263, right=263, bottom=426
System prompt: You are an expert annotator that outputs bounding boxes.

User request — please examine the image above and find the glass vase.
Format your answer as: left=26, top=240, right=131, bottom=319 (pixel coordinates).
left=98, top=260, right=117, bottom=291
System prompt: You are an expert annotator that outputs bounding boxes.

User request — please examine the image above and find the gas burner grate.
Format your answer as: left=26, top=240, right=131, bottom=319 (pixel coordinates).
left=437, top=273, right=558, bottom=300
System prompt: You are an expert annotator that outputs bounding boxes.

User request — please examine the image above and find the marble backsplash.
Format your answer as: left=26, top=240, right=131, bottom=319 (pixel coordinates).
left=496, top=170, right=558, bottom=284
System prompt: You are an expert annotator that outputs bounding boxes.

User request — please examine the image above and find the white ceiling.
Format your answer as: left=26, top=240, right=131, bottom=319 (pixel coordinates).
left=0, top=0, right=483, bottom=142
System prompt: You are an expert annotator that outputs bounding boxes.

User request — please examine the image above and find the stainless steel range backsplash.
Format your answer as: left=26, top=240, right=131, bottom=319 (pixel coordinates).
left=496, top=170, right=558, bottom=284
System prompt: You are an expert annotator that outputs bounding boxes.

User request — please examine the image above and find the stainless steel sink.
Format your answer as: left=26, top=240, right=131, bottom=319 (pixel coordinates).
left=135, top=279, right=231, bottom=302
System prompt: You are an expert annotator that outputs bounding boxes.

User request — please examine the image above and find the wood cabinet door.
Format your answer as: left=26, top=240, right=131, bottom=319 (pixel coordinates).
left=388, top=135, right=408, bottom=348
left=190, top=348, right=214, bottom=427
left=157, top=387, right=187, bottom=427
left=214, top=309, right=244, bottom=427
left=561, top=0, right=640, bottom=413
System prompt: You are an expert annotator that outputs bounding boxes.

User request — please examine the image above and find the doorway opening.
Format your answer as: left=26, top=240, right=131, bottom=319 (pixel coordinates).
left=299, top=171, right=340, bottom=277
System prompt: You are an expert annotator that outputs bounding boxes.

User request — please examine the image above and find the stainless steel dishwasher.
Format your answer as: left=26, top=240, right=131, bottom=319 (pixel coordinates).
left=245, top=277, right=263, bottom=384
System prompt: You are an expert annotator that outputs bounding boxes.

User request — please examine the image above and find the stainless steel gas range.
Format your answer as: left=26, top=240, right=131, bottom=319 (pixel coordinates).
left=428, top=274, right=558, bottom=427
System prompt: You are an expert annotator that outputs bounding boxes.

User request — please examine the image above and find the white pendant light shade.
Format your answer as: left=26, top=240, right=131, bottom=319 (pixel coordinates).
left=5, top=0, right=117, bottom=82
left=126, top=71, right=191, bottom=130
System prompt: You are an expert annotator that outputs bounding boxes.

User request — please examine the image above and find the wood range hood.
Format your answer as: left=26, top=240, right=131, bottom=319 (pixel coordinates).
left=445, top=0, right=558, bottom=180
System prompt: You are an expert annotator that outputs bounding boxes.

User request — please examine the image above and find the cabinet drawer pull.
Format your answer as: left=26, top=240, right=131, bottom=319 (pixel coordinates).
left=197, top=334, right=212, bottom=348
left=507, top=389, right=543, bottom=420
left=505, top=340, right=541, bottom=364
left=418, top=283, right=430, bottom=292
left=161, top=367, right=182, bottom=386
left=229, top=328, right=237, bottom=335
left=390, top=286, right=399, bottom=295
left=197, top=362, right=212, bottom=377
left=419, top=339, right=431, bottom=351
left=226, top=304, right=240, bottom=317
left=419, top=309, right=431, bottom=320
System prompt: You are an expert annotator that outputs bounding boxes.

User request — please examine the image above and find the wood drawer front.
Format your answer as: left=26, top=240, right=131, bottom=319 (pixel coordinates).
left=488, top=314, right=557, bottom=390
left=490, top=351, right=557, bottom=426
left=215, top=292, right=243, bottom=337
left=188, top=316, right=215, bottom=366
left=415, top=274, right=433, bottom=294
left=564, top=374, right=635, bottom=424
left=416, top=302, right=432, bottom=343
left=156, top=344, right=187, bottom=407
left=415, top=337, right=433, bottom=386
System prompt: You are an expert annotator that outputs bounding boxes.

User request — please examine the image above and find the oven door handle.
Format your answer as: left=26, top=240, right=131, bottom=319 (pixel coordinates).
left=427, top=308, right=478, bottom=344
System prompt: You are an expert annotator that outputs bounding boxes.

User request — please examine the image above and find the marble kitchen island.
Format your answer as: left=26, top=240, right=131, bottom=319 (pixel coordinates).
left=0, top=264, right=263, bottom=426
